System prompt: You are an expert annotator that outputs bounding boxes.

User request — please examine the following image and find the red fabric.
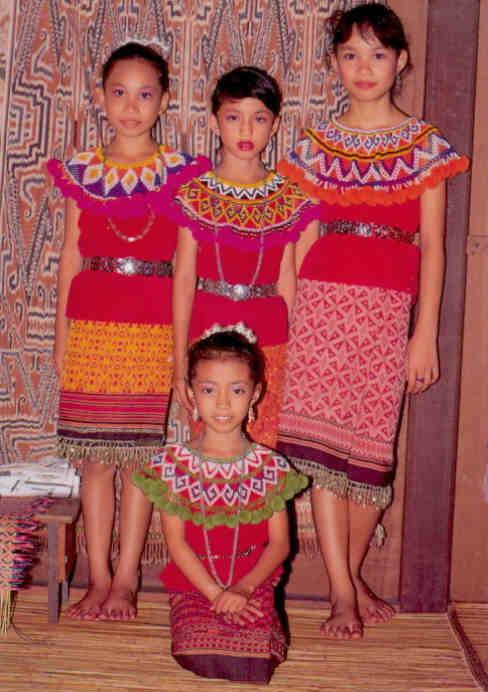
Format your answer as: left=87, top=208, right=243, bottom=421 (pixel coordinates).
left=66, top=210, right=178, bottom=324
left=162, top=521, right=277, bottom=592
left=189, top=242, right=289, bottom=346
left=300, top=199, right=420, bottom=297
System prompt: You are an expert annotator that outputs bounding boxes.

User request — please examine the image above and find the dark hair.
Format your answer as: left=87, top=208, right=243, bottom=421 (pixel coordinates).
left=188, top=330, right=265, bottom=387
left=211, top=66, right=282, bottom=117
left=102, top=42, right=169, bottom=93
left=330, top=3, right=411, bottom=74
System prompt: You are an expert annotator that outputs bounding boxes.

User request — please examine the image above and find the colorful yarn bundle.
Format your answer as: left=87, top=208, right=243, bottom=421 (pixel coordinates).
left=0, top=497, right=52, bottom=634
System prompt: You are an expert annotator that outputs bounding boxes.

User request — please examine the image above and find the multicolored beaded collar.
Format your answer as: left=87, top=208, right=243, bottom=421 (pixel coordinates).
left=170, top=170, right=319, bottom=248
left=133, top=443, right=308, bottom=528
left=279, top=117, right=469, bottom=206
left=47, top=147, right=210, bottom=217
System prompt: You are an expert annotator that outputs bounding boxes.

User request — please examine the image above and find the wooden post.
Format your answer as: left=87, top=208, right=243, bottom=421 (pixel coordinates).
left=400, top=0, right=478, bottom=612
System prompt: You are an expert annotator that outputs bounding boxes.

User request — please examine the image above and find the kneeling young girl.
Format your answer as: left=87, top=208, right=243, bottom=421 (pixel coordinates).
left=134, top=327, right=307, bottom=683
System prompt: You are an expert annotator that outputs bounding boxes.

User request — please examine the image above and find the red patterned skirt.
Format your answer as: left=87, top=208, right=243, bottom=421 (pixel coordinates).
left=58, top=319, right=173, bottom=469
left=279, top=280, right=411, bottom=508
left=169, top=580, right=286, bottom=683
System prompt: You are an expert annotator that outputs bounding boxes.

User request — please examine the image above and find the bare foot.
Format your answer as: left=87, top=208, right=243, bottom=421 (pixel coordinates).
left=66, top=582, right=111, bottom=620
left=354, top=578, right=396, bottom=625
left=99, top=582, right=137, bottom=621
left=320, top=600, right=363, bottom=640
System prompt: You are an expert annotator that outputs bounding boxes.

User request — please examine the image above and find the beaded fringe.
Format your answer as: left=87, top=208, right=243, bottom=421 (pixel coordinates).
left=292, top=457, right=393, bottom=510
left=58, top=438, right=160, bottom=470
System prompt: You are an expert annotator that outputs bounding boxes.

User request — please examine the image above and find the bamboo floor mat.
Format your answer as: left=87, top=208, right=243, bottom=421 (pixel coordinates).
left=0, top=587, right=486, bottom=692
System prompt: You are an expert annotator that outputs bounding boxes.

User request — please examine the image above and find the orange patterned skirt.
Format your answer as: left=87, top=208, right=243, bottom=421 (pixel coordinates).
left=58, top=319, right=173, bottom=469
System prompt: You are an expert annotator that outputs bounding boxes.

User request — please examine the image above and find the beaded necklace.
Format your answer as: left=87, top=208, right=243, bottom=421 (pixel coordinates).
left=101, top=146, right=160, bottom=243
left=197, top=436, right=249, bottom=589
left=211, top=174, right=270, bottom=292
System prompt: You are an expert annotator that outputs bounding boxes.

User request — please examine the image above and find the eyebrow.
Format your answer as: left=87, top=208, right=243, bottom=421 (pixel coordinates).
left=108, top=81, right=158, bottom=88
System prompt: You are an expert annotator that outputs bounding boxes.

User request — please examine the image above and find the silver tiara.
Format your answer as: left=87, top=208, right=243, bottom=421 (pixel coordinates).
left=200, top=322, right=257, bottom=344
left=118, top=35, right=171, bottom=60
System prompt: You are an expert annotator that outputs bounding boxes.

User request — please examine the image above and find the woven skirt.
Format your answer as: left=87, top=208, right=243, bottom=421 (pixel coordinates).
left=169, top=581, right=286, bottom=684
left=279, top=280, right=411, bottom=508
left=58, top=319, right=173, bottom=469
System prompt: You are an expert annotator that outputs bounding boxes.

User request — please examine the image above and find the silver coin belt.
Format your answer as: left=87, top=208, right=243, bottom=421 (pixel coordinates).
left=328, top=220, right=416, bottom=244
left=82, top=256, right=173, bottom=277
left=196, top=277, right=277, bottom=301
left=196, top=543, right=259, bottom=561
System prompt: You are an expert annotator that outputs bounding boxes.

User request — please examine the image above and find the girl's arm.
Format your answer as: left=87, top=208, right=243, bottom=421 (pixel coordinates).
left=295, top=219, right=319, bottom=273
left=212, top=509, right=289, bottom=613
left=172, top=226, right=198, bottom=411
left=407, top=181, right=446, bottom=394
left=160, top=511, right=222, bottom=602
left=54, top=198, right=82, bottom=375
left=276, top=243, right=297, bottom=315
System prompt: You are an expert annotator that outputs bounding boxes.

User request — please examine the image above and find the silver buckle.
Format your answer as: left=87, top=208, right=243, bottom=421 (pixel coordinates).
left=230, top=283, right=250, bottom=301
left=119, top=257, right=137, bottom=275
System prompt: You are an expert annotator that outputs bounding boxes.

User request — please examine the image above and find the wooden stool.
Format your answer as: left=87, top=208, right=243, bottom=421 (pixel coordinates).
left=35, top=497, right=80, bottom=623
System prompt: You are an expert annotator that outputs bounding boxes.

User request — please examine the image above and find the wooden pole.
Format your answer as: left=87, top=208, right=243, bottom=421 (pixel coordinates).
left=400, top=0, right=478, bottom=612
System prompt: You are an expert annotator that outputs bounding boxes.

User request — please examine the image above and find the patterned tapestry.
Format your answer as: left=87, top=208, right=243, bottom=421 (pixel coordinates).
left=0, top=0, right=361, bottom=465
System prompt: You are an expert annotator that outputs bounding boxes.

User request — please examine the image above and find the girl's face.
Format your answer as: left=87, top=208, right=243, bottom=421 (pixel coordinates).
left=189, top=357, right=261, bottom=437
left=331, top=25, right=407, bottom=105
left=211, top=97, right=279, bottom=163
left=100, top=58, right=168, bottom=139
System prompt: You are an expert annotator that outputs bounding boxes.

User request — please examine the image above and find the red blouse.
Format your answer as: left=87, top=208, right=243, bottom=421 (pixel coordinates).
left=48, top=147, right=210, bottom=325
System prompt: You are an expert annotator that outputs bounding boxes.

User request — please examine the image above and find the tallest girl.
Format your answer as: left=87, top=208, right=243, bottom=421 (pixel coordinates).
left=278, top=4, right=468, bottom=639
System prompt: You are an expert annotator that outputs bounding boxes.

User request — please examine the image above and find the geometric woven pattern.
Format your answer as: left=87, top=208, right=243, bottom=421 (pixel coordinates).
left=0, top=0, right=357, bottom=464
left=280, top=279, right=412, bottom=477
left=134, top=442, right=307, bottom=528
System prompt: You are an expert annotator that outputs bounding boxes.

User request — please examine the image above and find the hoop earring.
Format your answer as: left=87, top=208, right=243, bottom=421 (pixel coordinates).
left=247, top=403, right=255, bottom=424
left=192, top=406, right=199, bottom=422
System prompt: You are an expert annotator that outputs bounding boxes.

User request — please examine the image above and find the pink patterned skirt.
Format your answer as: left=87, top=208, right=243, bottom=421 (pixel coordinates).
left=279, top=280, right=412, bottom=508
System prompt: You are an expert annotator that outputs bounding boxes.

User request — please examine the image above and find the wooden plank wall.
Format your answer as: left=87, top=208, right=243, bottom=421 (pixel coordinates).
left=451, top=0, right=488, bottom=603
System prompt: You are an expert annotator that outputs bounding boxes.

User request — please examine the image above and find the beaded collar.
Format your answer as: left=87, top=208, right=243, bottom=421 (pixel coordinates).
left=47, top=147, right=210, bottom=218
left=58, top=146, right=192, bottom=200
left=133, top=442, right=308, bottom=528
left=171, top=170, right=318, bottom=247
left=279, top=116, right=469, bottom=206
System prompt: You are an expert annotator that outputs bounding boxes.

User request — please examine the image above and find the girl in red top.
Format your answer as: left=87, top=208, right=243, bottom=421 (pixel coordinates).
left=48, top=42, right=208, bottom=620
left=278, top=3, right=468, bottom=639
left=170, top=66, right=319, bottom=449
left=134, top=328, right=307, bottom=683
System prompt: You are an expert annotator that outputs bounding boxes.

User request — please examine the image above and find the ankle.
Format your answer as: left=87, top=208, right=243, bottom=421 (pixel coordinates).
left=330, top=587, right=357, bottom=609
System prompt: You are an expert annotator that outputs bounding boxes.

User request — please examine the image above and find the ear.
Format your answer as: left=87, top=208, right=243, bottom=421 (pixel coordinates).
left=330, top=52, right=339, bottom=75
left=210, top=113, right=220, bottom=136
left=95, top=85, right=105, bottom=111
left=159, top=91, right=169, bottom=114
left=397, top=49, right=408, bottom=75
left=270, top=116, right=280, bottom=137
left=252, top=383, right=262, bottom=404
left=186, top=383, right=195, bottom=404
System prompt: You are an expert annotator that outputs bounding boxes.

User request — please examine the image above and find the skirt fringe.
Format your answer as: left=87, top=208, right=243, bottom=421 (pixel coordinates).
left=293, top=457, right=393, bottom=510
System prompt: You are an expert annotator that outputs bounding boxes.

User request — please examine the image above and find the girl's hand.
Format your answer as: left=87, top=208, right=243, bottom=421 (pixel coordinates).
left=172, top=374, right=193, bottom=414
left=221, top=601, right=264, bottom=625
left=406, top=333, right=439, bottom=394
left=211, top=586, right=263, bottom=617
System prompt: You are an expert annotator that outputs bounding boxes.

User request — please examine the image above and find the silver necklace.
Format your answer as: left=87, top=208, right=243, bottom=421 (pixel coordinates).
left=107, top=210, right=156, bottom=244
left=101, top=146, right=159, bottom=243
left=197, top=436, right=248, bottom=590
left=211, top=175, right=270, bottom=292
